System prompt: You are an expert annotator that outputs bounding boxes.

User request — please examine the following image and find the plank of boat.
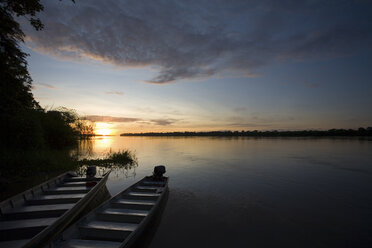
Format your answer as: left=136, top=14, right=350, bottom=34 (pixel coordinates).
left=60, top=239, right=121, bottom=248
left=43, top=187, right=91, bottom=195
left=50, top=173, right=169, bottom=248
left=0, top=170, right=111, bottom=248
left=79, top=221, right=138, bottom=241
left=26, top=193, right=87, bottom=205
left=62, top=182, right=92, bottom=187
left=97, top=208, right=148, bottom=223
left=63, top=177, right=101, bottom=182
left=1, top=203, right=75, bottom=220
left=0, top=217, right=58, bottom=241
left=135, top=185, right=163, bottom=191
left=112, top=199, right=156, bottom=210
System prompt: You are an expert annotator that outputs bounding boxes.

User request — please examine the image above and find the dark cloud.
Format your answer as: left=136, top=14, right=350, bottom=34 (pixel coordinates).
left=83, top=115, right=140, bottom=122
left=24, top=0, right=372, bottom=83
left=150, top=119, right=177, bottom=126
left=105, top=91, right=124, bottom=95
left=83, top=115, right=177, bottom=126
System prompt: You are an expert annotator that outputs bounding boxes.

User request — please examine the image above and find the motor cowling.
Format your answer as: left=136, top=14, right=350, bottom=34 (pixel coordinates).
left=153, top=165, right=166, bottom=180
left=86, top=166, right=97, bottom=178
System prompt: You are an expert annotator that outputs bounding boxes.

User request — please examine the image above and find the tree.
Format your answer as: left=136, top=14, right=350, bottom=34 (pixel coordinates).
left=0, top=0, right=77, bottom=150
left=0, top=0, right=44, bottom=113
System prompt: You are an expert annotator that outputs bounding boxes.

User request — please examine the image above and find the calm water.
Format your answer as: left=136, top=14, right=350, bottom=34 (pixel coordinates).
left=77, top=136, right=372, bottom=248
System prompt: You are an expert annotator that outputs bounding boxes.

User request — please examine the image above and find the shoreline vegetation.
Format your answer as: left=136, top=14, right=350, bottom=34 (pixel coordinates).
left=120, top=127, right=372, bottom=137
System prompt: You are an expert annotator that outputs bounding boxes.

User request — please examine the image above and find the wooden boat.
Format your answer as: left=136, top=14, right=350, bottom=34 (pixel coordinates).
left=50, top=166, right=169, bottom=248
left=0, top=170, right=111, bottom=248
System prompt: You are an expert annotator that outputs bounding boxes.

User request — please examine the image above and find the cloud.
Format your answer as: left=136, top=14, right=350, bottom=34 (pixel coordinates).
left=83, top=115, right=140, bottom=122
left=23, top=0, right=372, bottom=83
left=33, top=82, right=57, bottom=90
left=150, top=119, right=177, bottom=126
left=105, top=91, right=124, bottom=95
left=82, top=115, right=177, bottom=126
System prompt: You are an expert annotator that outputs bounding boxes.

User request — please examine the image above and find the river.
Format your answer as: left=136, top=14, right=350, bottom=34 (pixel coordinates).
left=76, top=136, right=372, bottom=248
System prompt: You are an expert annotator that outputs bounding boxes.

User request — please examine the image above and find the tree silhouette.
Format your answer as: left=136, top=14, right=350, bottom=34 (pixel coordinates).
left=0, top=0, right=44, bottom=113
left=0, top=0, right=80, bottom=150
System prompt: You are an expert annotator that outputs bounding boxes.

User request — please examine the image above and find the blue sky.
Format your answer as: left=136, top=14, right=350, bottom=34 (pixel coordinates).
left=24, top=0, right=372, bottom=133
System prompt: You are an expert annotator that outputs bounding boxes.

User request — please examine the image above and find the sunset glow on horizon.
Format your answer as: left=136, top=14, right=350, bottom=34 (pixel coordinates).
left=94, top=122, right=115, bottom=136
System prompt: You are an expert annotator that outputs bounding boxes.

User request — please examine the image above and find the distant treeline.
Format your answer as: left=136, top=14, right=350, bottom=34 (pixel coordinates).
left=120, top=127, right=372, bottom=137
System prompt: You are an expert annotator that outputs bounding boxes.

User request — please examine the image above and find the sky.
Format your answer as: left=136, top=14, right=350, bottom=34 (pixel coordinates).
left=22, top=0, right=372, bottom=134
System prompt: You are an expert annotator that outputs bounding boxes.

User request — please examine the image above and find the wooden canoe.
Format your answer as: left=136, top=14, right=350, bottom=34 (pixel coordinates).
left=0, top=170, right=111, bottom=248
left=50, top=174, right=169, bottom=248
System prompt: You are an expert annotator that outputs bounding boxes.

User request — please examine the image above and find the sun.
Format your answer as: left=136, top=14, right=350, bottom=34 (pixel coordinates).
left=94, top=122, right=115, bottom=136
left=95, top=128, right=112, bottom=136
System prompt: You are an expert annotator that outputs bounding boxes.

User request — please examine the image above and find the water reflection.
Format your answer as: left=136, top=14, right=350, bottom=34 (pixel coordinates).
left=75, top=136, right=372, bottom=248
left=74, top=137, right=115, bottom=160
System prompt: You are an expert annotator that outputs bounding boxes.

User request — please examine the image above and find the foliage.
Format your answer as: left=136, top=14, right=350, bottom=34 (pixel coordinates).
left=0, top=0, right=44, bottom=114
left=73, top=119, right=96, bottom=137
left=40, top=108, right=79, bottom=149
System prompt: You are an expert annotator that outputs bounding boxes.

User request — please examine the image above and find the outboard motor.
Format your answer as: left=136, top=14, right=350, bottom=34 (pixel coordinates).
left=153, top=165, right=166, bottom=181
left=86, top=166, right=97, bottom=187
left=86, top=166, right=97, bottom=178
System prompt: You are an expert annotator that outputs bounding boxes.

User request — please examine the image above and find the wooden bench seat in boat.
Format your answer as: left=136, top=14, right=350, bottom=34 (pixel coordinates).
left=135, top=185, right=163, bottom=191
left=111, top=199, right=156, bottom=210
left=124, top=192, right=160, bottom=200
left=79, top=221, right=138, bottom=241
left=43, top=187, right=91, bottom=195
left=1, top=203, right=74, bottom=220
left=0, top=217, right=58, bottom=240
left=0, top=217, right=58, bottom=231
left=97, top=208, right=148, bottom=223
left=60, top=239, right=121, bottom=248
left=61, top=182, right=91, bottom=187
left=27, top=193, right=86, bottom=205
left=63, top=177, right=101, bottom=182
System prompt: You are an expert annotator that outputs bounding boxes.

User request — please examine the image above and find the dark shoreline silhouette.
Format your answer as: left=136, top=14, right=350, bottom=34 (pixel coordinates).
left=120, top=127, right=372, bottom=137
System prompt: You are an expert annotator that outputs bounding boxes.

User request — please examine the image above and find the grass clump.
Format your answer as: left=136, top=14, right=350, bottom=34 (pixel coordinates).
left=77, top=149, right=138, bottom=168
